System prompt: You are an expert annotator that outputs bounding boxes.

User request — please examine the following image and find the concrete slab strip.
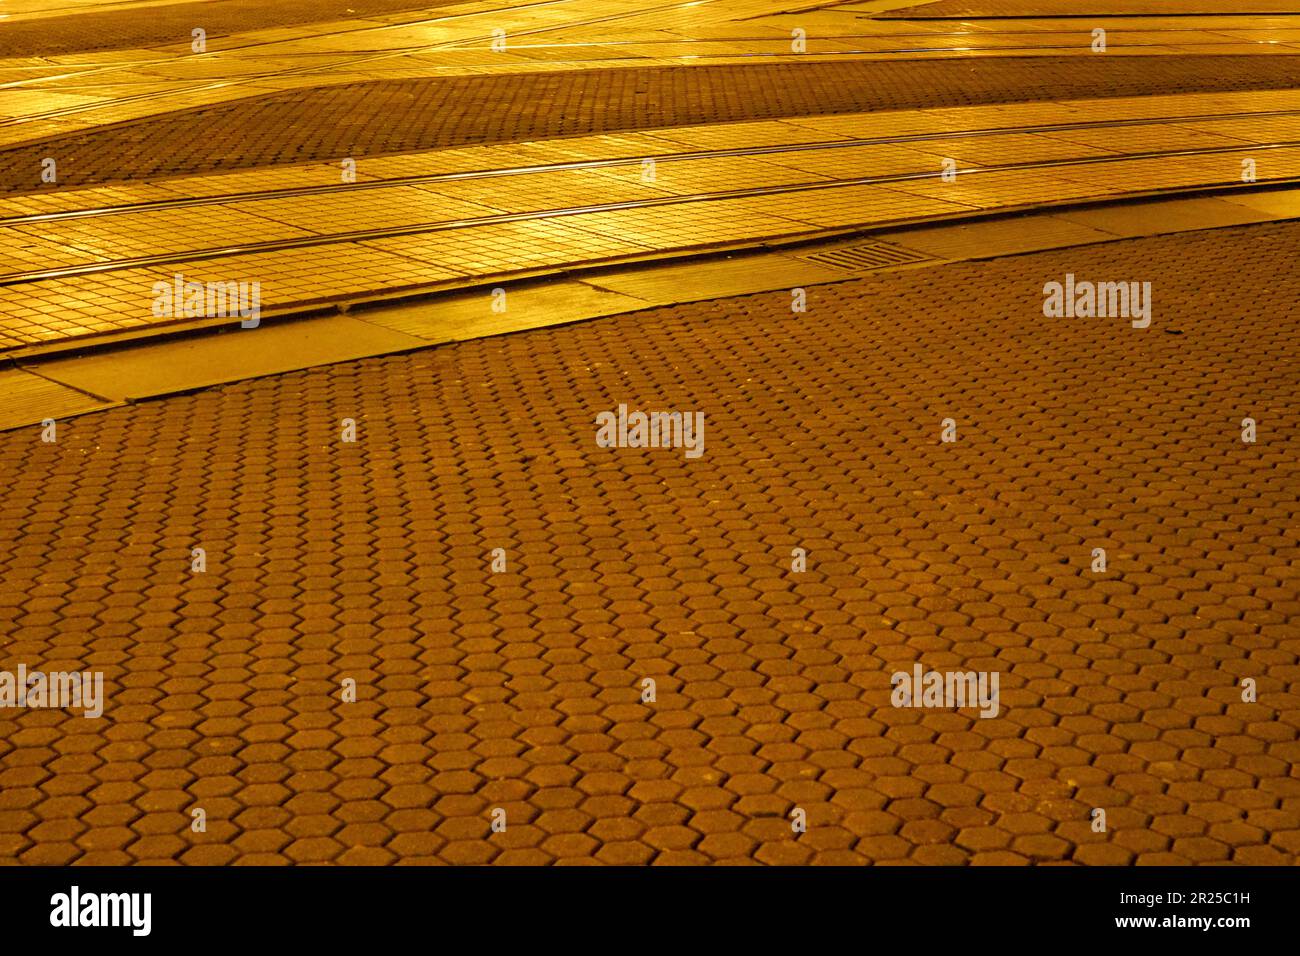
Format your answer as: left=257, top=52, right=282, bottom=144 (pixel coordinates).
left=6, top=184, right=1300, bottom=432
left=0, top=367, right=117, bottom=431
left=32, top=314, right=428, bottom=403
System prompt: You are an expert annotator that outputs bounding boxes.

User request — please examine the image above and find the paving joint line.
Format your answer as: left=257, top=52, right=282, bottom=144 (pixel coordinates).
left=6, top=138, right=1300, bottom=286
left=7, top=103, right=1299, bottom=227
left=8, top=177, right=1300, bottom=366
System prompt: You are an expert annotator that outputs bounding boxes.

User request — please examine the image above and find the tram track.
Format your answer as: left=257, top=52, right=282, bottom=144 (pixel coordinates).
left=19, top=35, right=1300, bottom=103
left=0, top=0, right=736, bottom=128
left=6, top=5, right=1300, bottom=131
left=4, top=133, right=1297, bottom=287
left=0, top=0, right=579, bottom=88
left=14, top=22, right=1300, bottom=72
left=2, top=103, right=1296, bottom=228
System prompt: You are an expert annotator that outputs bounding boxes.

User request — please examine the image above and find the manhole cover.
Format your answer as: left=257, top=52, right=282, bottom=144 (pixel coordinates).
left=800, top=240, right=932, bottom=273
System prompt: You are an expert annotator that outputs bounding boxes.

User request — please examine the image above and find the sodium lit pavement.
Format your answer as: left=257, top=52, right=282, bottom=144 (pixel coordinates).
left=0, top=0, right=1296, bottom=867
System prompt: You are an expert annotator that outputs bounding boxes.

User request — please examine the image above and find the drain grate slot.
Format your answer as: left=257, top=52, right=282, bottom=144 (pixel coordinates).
left=801, top=240, right=932, bottom=273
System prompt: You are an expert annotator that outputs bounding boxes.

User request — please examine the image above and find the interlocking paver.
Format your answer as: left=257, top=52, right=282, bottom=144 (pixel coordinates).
left=0, top=0, right=465, bottom=57
left=1, top=195, right=1298, bottom=867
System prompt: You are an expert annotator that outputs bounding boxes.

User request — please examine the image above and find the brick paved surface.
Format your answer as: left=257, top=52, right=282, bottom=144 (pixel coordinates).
left=880, top=0, right=1300, bottom=16
left=7, top=56, right=1300, bottom=193
left=1, top=220, right=1296, bottom=865
left=0, top=0, right=466, bottom=57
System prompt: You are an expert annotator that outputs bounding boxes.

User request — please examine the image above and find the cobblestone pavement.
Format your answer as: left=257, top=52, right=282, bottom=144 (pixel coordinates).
left=1, top=220, right=1296, bottom=865
left=7, top=56, right=1300, bottom=192
left=0, top=0, right=466, bottom=57
left=880, top=0, right=1300, bottom=17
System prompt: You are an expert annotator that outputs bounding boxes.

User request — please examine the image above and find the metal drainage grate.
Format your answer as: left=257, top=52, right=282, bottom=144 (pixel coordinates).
left=800, top=240, right=932, bottom=273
